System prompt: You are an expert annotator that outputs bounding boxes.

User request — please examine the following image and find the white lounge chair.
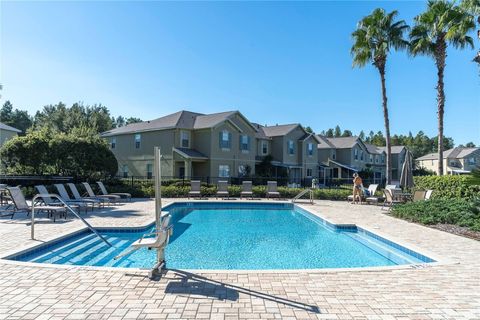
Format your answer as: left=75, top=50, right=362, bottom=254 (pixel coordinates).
left=54, top=184, right=97, bottom=211
left=35, top=185, right=85, bottom=213
left=67, top=183, right=106, bottom=207
left=267, top=181, right=280, bottom=199
left=188, top=181, right=201, bottom=198
left=82, top=182, right=120, bottom=204
left=425, top=189, right=433, bottom=200
left=7, top=186, right=67, bottom=221
left=216, top=181, right=229, bottom=199
left=240, top=181, right=253, bottom=199
left=348, top=184, right=379, bottom=203
left=96, top=181, right=131, bottom=201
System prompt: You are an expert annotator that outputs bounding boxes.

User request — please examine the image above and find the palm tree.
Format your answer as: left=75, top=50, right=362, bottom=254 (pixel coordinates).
left=351, top=8, right=409, bottom=184
left=410, top=0, right=475, bottom=176
left=461, top=0, right=480, bottom=65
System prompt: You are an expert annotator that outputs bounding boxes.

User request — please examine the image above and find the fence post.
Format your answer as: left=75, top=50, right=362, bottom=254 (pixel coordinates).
left=131, top=176, right=134, bottom=188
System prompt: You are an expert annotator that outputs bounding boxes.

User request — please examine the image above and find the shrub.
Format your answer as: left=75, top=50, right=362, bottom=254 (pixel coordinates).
left=413, top=175, right=480, bottom=200
left=391, top=199, right=480, bottom=231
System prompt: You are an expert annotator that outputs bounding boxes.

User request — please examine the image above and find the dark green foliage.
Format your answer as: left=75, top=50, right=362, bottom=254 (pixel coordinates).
left=413, top=175, right=480, bottom=200
left=0, top=128, right=117, bottom=179
left=0, top=101, right=33, bottom=134
left=391, top=199, right=480, bottom=231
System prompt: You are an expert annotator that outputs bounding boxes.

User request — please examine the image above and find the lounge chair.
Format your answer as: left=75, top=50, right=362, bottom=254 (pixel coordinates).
left=188, top=181, right=201, bottom=198
left=67, top=183, right=106, bottom=207
left=240, top=181, right=253, bottom=199
left=97, top=181, right=131, bottom=201
left=382, top=189, right=403, bottom=210
left=348, top=184, right=378, bottom=203
left=267, top=181, right=280, bottom=199
left=54, top=184, right=97, bottom=211
left=425, top=189, right=433, bottom=200
left=6, top=186, right=67, bottom=221
left=35, top=185, right=85, bottom=213
left=216, top=181, right=229, bottom=199
left=413, top=190, right=427, bottom=202
left=82, top=182, right=120, bottom=204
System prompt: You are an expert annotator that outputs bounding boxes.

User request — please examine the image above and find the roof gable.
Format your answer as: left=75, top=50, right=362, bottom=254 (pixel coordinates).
left=0, top=122, right=21, bottom=133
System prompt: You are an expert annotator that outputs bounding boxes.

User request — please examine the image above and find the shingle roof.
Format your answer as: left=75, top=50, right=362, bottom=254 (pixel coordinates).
left=173, top=147, right=208, bottom=159
left=101, top=110, right=248, bottom=137
left=377, top=146, right=405, bottom=154
left=316, top=135, right=335, bottom=149
left=323, top=136, right=360, bottom=149
left=416, top=147, right=480, bottom=161
left=251, top=123, right=270, bottom=140
left=0, top=122, right=21, bottom=133
left=260, top=124, right=301, bottom=137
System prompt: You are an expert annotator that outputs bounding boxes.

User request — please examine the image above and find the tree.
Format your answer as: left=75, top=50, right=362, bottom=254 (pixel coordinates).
left=304, top=126, right=313, bottom=134
left=341, top=129, right=353, bottom=137
left=460, top=0, right=480, bottom=66
left=126, top=117, right=142, bottom=125
left=0, top=101, right=33, bottom=134
left=352, top=8, right=409, bottom=184
left=359, top=130, right=366, bottom=140
left=465, top=142, right=477, bottom=147
left=410, top=0, right=475, bottom=175
left=334, top=125, right=342, bottom=137
left=325, top=128, right=335, bottom=137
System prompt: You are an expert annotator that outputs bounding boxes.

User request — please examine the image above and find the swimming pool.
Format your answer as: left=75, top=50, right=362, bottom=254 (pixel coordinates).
left=8, top=202, right=434, bottom=270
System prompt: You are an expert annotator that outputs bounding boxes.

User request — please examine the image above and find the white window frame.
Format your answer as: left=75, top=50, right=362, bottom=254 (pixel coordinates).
left=240, top=135, right=249, bottom=152
left=261, top=141, right=268, bottom=155
left=332, top=151, right=336, bottom=160
left=220, top=130, right=230, bottom=150
left=360, top=150, right=364, bottom=161
left=354, top=148, right=358, bottom=160
left=111, top=137, right=116, bottom=149
left=134, top=134, right=141, bottom=149
left=468, top=157, right=476, bottom=165
left=146, top=164, right=153, bottom=179
left=288, top=140, right=295, bottom=155
left=122, top=165, right=129, bottom=178
left=180, top=130, right=190, bottom=148
left=307, top=143, right=313, bottom=156
left=369, top=154, right=373, bottom=163
left=219, top=165, right=230, bottom=178
left=306, top=168, right=313, bottom=177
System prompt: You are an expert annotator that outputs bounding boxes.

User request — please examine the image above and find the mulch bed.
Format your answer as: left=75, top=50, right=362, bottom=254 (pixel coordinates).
left=431, top=224, right=480, bottom=241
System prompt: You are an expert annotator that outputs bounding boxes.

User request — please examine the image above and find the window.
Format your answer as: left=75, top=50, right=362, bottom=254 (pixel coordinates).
left=219, top=130, right=231, bottom=149
left=354, top=148, right=358, bottom=160
left=369, top=154, right=373, bottom=163
left=381, top=155, right=385, bottom=163
left=219, top=165, right=230, bottom=178
left=134, top=134, right=141, bottom=149
left=122, top=165, right=129, bottom=178
left=360, top=150, right=364, bottom=161
left=146, top=164, right=153, bottom=179
left=306, top=168, right=313, bottom=177
left=469, top=157, right=476, bottom=165
left=375, top=155, right=379, bottom=163
left=261, top=141, right=268, bottom=155
left=110, top=137, right=116, bottom=149
left=240, top=135, right=250, bottom=151
left=180, top=131, right=190, bottom=148
left=288, top=140, right=295, bottom=155
left=307, top=143, right=314, bottom=156
left=332, top=151, right=336, bottom=160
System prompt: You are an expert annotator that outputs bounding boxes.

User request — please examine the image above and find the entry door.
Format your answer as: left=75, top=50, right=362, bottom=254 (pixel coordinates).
left=179, top=167, right=185, bottom=178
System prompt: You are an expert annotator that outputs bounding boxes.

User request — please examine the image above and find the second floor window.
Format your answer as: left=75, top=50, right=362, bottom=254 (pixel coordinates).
left=469, top=157, right=476, bottom=165
left=307, top=143, right=314, bottom=156
left=240, top=135, right=250, bottom=151
left=219, top=130, right=231, bottom=149
left=332, top=151, right=336, bottom=160
left=111, top=137, right=116, bottom=149
left=135, top=134, right=141, bottom=149
left=288, top=140, right=295, bottom=155
left=180, top=131, right=190, bottom=148
left=261, top=141, right=268, bottom=155
left=369, top=154, right=373, bottom=163
left=375, top=155, right=379, bottom=163
left=382, top=155, right=385, bottom=163
left=354, top=148, right=358, bottom=160
left=360, top=150, right=364, bottom=161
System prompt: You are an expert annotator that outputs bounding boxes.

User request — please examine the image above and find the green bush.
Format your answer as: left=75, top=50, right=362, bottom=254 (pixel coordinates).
left=413, top=175, right=480, bottom=200
left=391, top=199, right=480, bottom=231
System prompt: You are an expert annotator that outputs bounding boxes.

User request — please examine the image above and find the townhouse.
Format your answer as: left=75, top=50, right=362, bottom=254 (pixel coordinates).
left=0, top=122, right=21, bottom=147
left=416, top=147, right=480, bottom=175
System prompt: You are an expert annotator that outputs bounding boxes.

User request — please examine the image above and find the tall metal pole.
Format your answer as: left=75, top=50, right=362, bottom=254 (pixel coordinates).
left=154, top=147, right=162, bottom=233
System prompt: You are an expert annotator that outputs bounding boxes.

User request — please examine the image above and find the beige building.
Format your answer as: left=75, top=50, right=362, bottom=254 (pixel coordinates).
left=317, top=136, right=409, bottom=183
left=0, top=122, right=21, bottom=147
left=416, top=147, right=480, bottom=175
left=101, top=110, right=260, bottom=181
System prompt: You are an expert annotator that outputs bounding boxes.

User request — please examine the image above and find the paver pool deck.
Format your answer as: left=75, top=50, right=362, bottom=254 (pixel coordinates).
left=0, top=198, right=479, bottom=320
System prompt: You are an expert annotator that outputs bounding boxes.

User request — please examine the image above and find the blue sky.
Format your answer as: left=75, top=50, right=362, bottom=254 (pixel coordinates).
left=1, top=1, right=479, bottom=145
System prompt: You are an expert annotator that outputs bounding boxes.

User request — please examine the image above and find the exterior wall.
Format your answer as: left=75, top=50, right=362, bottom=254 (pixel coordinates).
left=0, top=129, right=18, bottom=147
left=256, top=139, right=271, bottom=157
left=417, top=151, right=480, bottom=175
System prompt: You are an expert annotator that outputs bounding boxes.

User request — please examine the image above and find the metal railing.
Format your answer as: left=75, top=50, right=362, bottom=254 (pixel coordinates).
left=291, top=188, right=314, bottom=204
left=31, top=193, right=112, bottom=247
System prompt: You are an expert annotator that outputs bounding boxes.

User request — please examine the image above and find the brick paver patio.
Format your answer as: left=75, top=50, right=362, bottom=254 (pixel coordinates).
left=0, top=198, right=479, bottom=319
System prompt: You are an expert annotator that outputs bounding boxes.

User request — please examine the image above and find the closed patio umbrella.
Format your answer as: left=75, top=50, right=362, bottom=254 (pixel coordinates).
left=400, top=151, right=414, bottom=189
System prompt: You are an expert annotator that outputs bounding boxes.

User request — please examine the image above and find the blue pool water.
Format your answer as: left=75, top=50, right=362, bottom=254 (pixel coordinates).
left=10, top=203, right=434, bottom=269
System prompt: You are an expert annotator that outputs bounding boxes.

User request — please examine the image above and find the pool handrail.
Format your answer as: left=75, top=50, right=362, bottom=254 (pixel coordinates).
left=31, top=193, right=112, bottom=247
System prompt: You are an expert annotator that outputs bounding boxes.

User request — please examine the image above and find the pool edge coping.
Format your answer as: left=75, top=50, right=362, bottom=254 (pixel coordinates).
left=0, top=199, right=453, bottom=273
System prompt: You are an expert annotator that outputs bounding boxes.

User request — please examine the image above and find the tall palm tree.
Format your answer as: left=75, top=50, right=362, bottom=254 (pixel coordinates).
left=351, top=8, right=409, bottom=184
left=461, top=0, right=480, bottom=65
left=410, top=0, right=475, bottom=176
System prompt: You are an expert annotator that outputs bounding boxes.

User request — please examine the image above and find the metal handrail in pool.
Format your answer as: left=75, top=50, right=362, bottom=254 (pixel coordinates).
left=31, top=193, right=112, bottom=247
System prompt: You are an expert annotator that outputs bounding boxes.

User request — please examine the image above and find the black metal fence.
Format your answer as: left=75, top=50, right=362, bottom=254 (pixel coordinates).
left=0, top=175, right=74, bottom=187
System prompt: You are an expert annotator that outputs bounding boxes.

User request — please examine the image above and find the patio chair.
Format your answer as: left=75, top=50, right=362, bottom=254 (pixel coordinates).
left=425, top=189, right=433, bottom=200
left=54, top=184, right=97, bottom=211
left=382, top=189, right=403, bottom=210
left=348, top=184, right=378, bottom=203
left=267, top=181, right=280, bottom=199
left=413, top=190, right=427, bottom=202
left=67, top=183, right=106, bottom=207
left=6, top=186, right=67, bottom=221
left=35, top=185, right=84, bottom=213
left=188, top=181, right=201, bottom=198
left=216, top=181, right=229, bottom=199
left=97, top=181, right=131, bottom=201
left=82, top=182, right=120, bottom=204
left=240, top=181, right=253, bottom=199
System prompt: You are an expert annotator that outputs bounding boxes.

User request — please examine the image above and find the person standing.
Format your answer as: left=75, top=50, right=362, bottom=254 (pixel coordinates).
left=351, top=173, right=363, bottom=204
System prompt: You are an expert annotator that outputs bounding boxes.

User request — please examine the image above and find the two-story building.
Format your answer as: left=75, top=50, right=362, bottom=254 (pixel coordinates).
left=101, top=110, right=259, bottom=180
left=416, top=147, right=480, bottom=175
left=0, top=122, right=21, bottom=147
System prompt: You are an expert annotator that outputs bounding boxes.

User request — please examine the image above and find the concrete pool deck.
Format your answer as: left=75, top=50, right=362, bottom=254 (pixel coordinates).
left=0, top=198, right=479, bottom=319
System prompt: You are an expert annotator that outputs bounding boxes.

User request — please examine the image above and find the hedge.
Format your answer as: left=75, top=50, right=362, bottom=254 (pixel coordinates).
left=413, top=175, right=480, bottom=200
left=391, top=199, right=480, bottom=232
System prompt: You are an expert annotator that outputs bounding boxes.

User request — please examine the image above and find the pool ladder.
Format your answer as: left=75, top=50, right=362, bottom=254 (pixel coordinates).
left=291, top=188, right=314, bottom=204
left=31, top=193, right=112, bottom=247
